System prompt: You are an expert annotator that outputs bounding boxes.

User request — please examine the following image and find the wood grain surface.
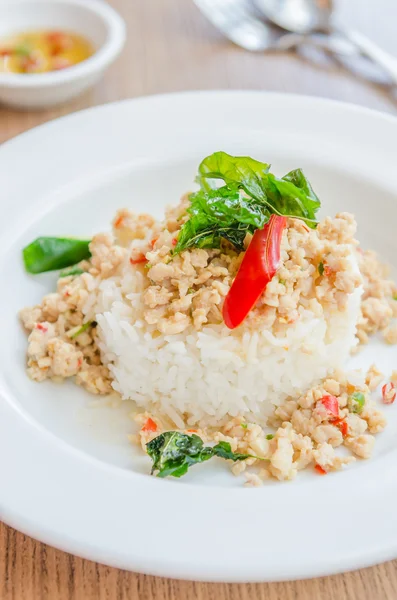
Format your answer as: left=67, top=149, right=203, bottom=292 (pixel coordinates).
left=1, top=0, right=397, bottom=598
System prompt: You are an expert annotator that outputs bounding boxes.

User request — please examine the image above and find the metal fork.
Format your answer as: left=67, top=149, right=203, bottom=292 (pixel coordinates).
left=193, top=0, right=357, bottom=55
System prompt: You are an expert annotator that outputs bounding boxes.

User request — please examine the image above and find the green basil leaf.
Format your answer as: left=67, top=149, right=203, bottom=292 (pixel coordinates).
left=173, top=186, right=269, bottom=254
left=264, top=173, right=320, bottom=228
left=146, top=432, right=214, bottom=478
left=197, top=152, right=320, bottom=228
left=146, top=432, right=263, bottom=478
left=190, top=187, right=269, bottom=229
left=212, top=441, right=253, bottom=461
left=23, top=237, right=91, bottom=274
left=198, top=151, right=270, bottom=197
left=174, top=223, right=221, bottom=254
left=219, top=225, right=249, bottom=251
left=174, top=153, right=320, bottom=253
left=282, top=168, right=320, bottom=203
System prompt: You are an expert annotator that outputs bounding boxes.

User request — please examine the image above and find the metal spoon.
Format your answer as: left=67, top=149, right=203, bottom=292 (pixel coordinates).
left=193, top=0, right=357, bottom=55
left=254, top=0, right=397, bottom=84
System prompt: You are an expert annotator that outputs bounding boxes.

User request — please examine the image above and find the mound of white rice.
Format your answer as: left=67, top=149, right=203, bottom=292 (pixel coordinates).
left=88, top=259, right=362, bottom=429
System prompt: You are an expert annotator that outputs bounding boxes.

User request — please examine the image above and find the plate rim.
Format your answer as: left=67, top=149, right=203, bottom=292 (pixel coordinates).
left=1, top=90, right=397, bottom=582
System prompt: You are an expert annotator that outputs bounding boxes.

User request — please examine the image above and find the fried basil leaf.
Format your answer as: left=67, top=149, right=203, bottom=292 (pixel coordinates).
left=173, top=186, right=269, bottom=254
left=147, top=432, right=258, bottom=478
left=174, top=152, right=321, bottom=252
left=146, top=432, right=214, bottom=478
left=212, top=441, right=253, bottom=462
left=198, top=152, right=320, bottom=227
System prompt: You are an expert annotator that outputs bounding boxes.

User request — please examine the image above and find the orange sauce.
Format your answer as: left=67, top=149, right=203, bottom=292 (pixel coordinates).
left=0, top=30, right=94, bottom=74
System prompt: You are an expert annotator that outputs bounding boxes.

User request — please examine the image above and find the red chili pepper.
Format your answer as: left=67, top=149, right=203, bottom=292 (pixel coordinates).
left=0, top=48, right=13, bottom=57
left=318, top=395, right=339, bottom=418
left=172, top=238, right=177, bottom=247
left=130, top=255, right=147, bottom=265
left=47, top=31, right=73, bottom=55
left=315, top=464, right=327, bottom=475
left=150, top=237, right=158, bottom=249
left=186, top=429, right=198, bottom=433
left=332, top=417, right=349, bottom=437
left=114, top=216, right=123, bottom=228
left=340, top=421, right=348, bottom=437
left=382, top=382, right=396, bottom=404
left=35, top=323, right=48, bottom=333
left=223, top=215, right=287, bottom=329
left=142, top=418, right=157, bottom=433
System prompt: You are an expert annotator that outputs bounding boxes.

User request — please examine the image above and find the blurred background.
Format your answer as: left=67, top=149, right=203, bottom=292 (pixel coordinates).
left=0, top=0, right=396, bottom=143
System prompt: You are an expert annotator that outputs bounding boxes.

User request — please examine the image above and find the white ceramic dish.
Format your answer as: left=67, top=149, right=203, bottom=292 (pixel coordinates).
left=1, top=91, right=397, bottom=582
left=0, top=0, right=125, bottom=109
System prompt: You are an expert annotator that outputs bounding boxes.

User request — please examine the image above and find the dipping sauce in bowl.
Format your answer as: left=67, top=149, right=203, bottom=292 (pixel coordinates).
left=0, top=30, right=94, bottom=74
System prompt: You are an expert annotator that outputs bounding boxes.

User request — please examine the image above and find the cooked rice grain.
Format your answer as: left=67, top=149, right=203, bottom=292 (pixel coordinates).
left=92, top=263, right=362, bottom=428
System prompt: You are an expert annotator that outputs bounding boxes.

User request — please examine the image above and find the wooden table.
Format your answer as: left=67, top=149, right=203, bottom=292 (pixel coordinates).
left=1, top=0, right=397, bottom=598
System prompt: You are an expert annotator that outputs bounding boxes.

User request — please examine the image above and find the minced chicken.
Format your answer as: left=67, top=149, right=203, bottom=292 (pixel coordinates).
left=19, top=195, right=397, bottom=483
left=135, top=365, right=388, bottom=484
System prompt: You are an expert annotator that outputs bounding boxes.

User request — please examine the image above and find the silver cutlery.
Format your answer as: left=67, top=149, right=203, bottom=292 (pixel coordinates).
left=193, top=0, right=358, bottom=55
left=254, top=0, right=397, bottom=84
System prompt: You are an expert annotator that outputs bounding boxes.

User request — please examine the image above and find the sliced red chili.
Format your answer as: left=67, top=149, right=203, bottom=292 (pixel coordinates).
left=318, top=395, right=339, bottom=418
left=130, top=255, right=147, bottom=265
left=142, top=418, right=157, bottom=433
left=223, top=215, right=287, bottom=329
left=47, top=31, right=73, bottom=55
left=332, top=418, right=349, bottom=437
left=315, top=464, right=327, bottom=475
left=382, top=382, right=396, bottom=404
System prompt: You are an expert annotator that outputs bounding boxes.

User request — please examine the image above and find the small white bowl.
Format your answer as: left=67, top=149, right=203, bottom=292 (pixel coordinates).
left=0, top=0, right=126, bottom=109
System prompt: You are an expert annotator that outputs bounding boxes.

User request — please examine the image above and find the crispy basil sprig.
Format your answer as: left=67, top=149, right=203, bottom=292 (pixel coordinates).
left=147, top=431, right=263, bottom=478
left=174, top=151, right=320, bottom=254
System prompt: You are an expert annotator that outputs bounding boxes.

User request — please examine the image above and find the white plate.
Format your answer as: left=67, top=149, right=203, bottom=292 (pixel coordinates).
left=1, top=91, right=397, bottom=582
